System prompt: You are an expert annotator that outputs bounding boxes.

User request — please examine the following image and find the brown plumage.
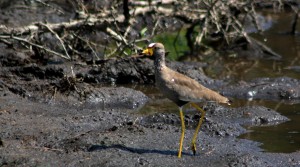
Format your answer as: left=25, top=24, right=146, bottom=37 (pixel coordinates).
left=157, top=66, right=230, bottom=105
left=142, top=42, right=230, bottom=158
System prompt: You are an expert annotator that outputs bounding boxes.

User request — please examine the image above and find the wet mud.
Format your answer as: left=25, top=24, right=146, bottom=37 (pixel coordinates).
left=225, top=77, right=300, bottom=101
left=1, top=54, right=300, bottom=166
left=1, top=0, right=300, bottom=166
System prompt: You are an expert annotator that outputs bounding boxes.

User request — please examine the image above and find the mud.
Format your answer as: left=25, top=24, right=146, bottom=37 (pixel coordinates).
left=1, top=49, right=300, bottom=166
left=1, top=89, right=300, bottom=166
left=1, top=0, right=300, bottom=166
left=225, top=77, right=300, bottom=101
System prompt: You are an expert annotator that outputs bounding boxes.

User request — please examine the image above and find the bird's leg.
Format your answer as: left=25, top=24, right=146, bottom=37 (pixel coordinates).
left=178, top=106, right=185, bottom=158
left=190, top=103, right=206, bottom=155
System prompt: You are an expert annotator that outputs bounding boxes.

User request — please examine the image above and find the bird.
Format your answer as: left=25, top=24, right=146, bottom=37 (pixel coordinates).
left=142, top=42, right=231, bottom=158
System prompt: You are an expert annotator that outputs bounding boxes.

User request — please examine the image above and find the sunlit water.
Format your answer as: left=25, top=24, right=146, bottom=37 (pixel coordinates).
left=136, top=10, right=300, bottom=153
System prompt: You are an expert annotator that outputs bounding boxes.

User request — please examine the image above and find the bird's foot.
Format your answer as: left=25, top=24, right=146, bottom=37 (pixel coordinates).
left=178, top=151, right=182, bottom=158
left=191, top=143, right=196, bottom=155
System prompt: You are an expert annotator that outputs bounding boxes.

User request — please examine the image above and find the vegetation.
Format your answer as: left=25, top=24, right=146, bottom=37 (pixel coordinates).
left=0, top=0, right=298, bottom=61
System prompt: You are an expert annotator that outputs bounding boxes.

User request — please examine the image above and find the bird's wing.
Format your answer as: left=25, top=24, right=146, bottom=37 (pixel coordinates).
left=164, top=68, right=228, bottom=104
left=163, top=68, right=207, bottom=102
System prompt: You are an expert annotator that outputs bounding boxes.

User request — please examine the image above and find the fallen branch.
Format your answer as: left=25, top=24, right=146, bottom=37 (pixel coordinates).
left=0, top=14, right=124, bottom=36
left=40, top=23, right=71, bottom=59
left=0, top=35, right=71, bottom=60
left=0, top=0, right=287, bottom=61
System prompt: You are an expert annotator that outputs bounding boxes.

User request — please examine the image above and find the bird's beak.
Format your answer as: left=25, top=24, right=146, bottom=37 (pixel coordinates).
left=142, top=48, right=153, bottom=56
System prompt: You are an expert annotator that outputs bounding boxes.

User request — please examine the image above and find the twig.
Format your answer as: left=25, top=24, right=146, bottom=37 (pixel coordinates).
left=151, top=18, right=161, bottom=36
left=0, top=38, right=13, bottom=47
left=39, top=23, right=71, bottom=59
left=106, top=27, right=128, bottom=45
left=34, top=0, right=64, bottom=14
left=0, top=14, right=123, bottom=36
left=130, top=0, right=177, bottom=6
left=0, top=35, right=70, bottom=60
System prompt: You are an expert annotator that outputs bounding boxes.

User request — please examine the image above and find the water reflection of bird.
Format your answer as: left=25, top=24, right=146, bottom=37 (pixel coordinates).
left=142, top=43, right=231, bottom=158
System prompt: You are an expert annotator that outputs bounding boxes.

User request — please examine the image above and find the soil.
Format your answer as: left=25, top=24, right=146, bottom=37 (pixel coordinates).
left=1, top=53, right=300, bottom=166
left=1, top=1, right=300, bottom=166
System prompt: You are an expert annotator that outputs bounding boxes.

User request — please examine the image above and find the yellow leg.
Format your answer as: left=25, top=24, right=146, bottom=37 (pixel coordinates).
left=178, top=106, right=185, bottom=158
left=190, top=103, right=206, bottom=155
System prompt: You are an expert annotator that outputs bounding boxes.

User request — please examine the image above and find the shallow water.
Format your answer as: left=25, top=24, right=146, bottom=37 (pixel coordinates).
left=236, top=10, right=300, bottom=153
left=137, top=10, right=300, bottom=153
left=233, top=99, right=300, bottom=153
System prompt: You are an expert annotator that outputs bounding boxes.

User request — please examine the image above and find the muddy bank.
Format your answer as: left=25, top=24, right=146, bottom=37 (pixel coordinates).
left=81, top=57, right=300, bottom=102
left=1, top=89, right=300, bottom=166
left=3, top=54, right=300, bottom=103
left=0, top=52, right=150, bottom=109
left=1, top=52, right=299, bottom=167
left=1, top=52, right=300, bottom=166
left=224, top=77, right=300, bottom=102
left=0, top=1, right=300, bottom=166
left=52, top=56, right=299, bottom=102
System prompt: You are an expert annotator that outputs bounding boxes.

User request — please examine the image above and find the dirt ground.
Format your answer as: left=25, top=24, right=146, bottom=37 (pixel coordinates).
left=1, top=54, right=300, bottom=166
left=1, top=0, right=300, bottom=166
left=1, top=86, right=300, bottom=166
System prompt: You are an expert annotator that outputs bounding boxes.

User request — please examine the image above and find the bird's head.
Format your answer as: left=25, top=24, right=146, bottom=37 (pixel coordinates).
left=142, top=43, right=165, bottom=57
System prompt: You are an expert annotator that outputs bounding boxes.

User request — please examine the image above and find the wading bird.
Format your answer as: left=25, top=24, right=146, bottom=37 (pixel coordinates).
left=142, top=43, right=231, bottom=158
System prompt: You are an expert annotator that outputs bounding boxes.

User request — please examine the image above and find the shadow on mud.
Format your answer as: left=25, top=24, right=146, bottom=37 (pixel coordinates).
left=88, top=144, right=193, bottom=157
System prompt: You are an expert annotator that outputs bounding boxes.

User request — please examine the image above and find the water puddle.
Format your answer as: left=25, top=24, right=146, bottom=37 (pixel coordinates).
left=236, top=100, right=300, bottom=153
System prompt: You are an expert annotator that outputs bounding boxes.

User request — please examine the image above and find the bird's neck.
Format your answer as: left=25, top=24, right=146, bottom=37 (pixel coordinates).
left=154, top=54, right=166, bottom=72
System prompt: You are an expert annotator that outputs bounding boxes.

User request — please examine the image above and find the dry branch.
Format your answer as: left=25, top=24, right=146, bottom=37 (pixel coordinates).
left=40, top=23, right=70, bottom=59
left=130, top=0, right=177, bottom=6
left=0, top=35, right=71, bottom=60
left=0, top=0, right=291, bottom=61
left=0, top=14, right=124, bottom=36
